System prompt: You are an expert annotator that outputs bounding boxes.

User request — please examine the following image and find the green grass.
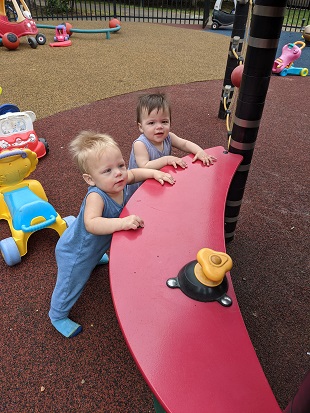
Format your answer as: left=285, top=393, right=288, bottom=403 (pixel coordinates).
left=284, top=8, right=310, bottom=28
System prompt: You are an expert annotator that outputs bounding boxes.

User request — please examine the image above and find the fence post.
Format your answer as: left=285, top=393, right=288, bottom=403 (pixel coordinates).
left=218, top=0, right=250, bottom=120
left=203, top=0, right=211, bottom=28
left=225, top=0, right=287, bottom=243
left=113, top=0, right=117, bottom=18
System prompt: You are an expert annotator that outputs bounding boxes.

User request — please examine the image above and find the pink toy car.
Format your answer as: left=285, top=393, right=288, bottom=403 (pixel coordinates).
left=54, top=24, right=70, bottom=42
left=0, top=107, right=48, bottom=158
left=0, top=0, right=46, bottom=49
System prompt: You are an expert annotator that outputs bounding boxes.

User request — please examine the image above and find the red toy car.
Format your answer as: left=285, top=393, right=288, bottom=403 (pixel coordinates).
left=0, top=106, right=48, bottom=158
left=54, top=24, right=70, bottom=42
left=0, top=0, right=46, bottom=49
left=49, top=23, right=72, bottom=47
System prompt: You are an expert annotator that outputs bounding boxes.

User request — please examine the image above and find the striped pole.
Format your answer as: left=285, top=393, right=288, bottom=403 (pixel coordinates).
left=225, top=0, right=287, bottom=242
left=218, top=0, right=250, bottom=120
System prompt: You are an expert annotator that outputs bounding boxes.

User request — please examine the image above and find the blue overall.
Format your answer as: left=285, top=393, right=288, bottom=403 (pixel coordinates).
left=49, top=186, right=128, bottom=322
left=127, top=133, right=172, bottom=199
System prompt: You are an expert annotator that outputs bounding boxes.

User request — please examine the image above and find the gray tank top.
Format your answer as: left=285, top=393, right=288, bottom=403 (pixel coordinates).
left=127, top=133, right=172, bottom=198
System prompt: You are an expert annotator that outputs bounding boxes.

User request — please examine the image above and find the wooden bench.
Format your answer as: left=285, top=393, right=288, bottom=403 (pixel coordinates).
left=110, top=146, right=281, bottom=413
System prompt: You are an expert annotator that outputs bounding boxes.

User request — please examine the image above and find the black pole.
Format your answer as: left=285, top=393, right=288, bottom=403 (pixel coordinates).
left=225, top=0, right=287, bottom=243
left=113, top=0, right=117, bottom=18
left=203, top=0, right=211, bottom=29
left=218, top=0, right=250, bottom=119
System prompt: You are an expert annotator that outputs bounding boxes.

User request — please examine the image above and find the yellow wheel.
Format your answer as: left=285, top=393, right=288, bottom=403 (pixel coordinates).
left=300, top=68, right=308, bottom=77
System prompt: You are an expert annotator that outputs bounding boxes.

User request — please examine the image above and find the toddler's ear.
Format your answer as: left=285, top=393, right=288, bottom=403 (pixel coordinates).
left=138, top=123, right=144, bottom=133
left=82, top=173, right=95, bottom=186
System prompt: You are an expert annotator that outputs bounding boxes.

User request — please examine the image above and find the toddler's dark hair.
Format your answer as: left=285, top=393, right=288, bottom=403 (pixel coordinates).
left=136, top=93, right=171, bottom=124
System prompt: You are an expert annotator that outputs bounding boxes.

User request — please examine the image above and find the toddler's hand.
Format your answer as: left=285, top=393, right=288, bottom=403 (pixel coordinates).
left=167, top=156, right=188, bottom=169
left=192, top=151, right=217, bottom=166
left=154, top=171, right=176, bottom=186
left=122, top=215, right=144, bottom=230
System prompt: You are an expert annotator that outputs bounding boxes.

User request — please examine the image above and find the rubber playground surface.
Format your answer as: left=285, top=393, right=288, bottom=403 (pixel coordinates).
left=1, top=21, right=309, bottom=412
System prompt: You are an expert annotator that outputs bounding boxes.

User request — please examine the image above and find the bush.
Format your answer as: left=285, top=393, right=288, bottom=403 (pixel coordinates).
left=46, top=0, right=70, bottom=14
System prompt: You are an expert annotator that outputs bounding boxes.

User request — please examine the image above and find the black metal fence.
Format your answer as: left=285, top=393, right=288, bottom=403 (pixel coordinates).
left=7, top=0, right=310, bottom=31
left=26, top=0, right=209, bottom=25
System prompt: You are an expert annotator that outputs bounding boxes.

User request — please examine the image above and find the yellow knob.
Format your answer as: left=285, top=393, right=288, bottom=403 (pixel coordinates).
left=194, top=248, right=233, bottom=287
left=210, top=255, right=222, bottom=265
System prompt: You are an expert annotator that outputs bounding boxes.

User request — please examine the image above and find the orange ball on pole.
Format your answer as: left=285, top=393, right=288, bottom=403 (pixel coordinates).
left=231, top=64, right=244, bottom=88
left=65, top=22, right=73, bottom=36
left=109, top=18, right=121, bottom=28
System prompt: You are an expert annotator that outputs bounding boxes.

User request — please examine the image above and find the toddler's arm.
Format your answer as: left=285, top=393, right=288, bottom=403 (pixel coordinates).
left=128, top=168, right=176, bottom=186
left=170, top=132, right=217, bottom=166
left=84, top=192, right=144, bottom=234
left=133, top=140, right=187, bottom=170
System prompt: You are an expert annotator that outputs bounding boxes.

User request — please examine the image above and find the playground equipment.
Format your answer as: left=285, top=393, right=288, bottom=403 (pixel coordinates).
left=272, top=41, right=308, bottom=76
left=109, top=18, right=120, bottom=28
left=230, top=63, right=244, bottom=87
left=211, top=0, right=237, bottom=30
left=110, top=2, right=307, bottom=412
left=37, top=19, right=121, bottom=41
left=0, top=149, right=74, bottom=266
left=217, top=1, right=251, bottom=120
left=110, top=148, right=281, bottom=413
left=167, top=247, right=233, bottom=306
left=0, top=0, right=46, bottom=49
left=0, top=104, right=48, bottom=158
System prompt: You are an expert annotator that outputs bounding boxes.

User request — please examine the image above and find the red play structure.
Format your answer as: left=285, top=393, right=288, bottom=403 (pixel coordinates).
left=110, top=147, right=281, bottom=413
left=109, top=2, right=309, bottom=412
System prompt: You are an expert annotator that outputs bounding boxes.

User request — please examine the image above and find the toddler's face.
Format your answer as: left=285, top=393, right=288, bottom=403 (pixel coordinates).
left=138, top=108, right=171, bottom=145
left=84, top=146, right=128, bottom=196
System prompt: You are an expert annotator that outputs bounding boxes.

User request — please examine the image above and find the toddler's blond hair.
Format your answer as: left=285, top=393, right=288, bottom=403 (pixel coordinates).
left=69, top=131, right=119, bottom=174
